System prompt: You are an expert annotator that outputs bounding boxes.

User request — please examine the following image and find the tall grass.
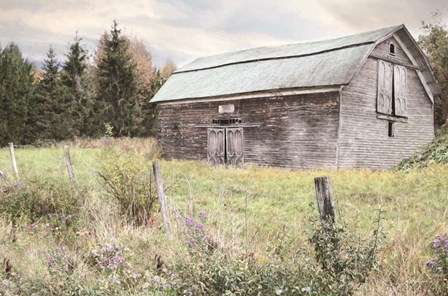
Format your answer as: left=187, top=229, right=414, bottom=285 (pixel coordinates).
left=0, top=139, right=447, bottom=295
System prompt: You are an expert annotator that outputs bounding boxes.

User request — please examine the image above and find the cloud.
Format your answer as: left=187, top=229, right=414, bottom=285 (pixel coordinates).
left=0, top=0, right=447, bottom=68
left=316, top=0, right=448, bottom=34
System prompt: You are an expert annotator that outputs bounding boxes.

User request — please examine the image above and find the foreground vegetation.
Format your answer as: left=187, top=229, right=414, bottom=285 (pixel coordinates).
left=0, top=138, right=447, bottom=295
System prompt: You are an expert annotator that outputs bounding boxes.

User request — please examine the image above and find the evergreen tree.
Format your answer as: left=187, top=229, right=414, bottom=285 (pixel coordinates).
left=96, top=21, right=141, bottom=137
left=0, top=43, right=35, bottom=146
left=62, top=35, right=102, bottom=137
left=31, top=46, right=74, bottom=141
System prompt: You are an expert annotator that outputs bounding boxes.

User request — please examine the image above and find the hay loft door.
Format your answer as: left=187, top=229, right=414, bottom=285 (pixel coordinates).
left=207, top=128, right=244, bottom=165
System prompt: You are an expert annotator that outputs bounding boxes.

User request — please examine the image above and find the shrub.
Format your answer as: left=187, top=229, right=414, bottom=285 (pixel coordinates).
left=98, top=148, right=158, bottom=226
left=397, top=135, right=448, bottom=170
left=0, top=178, right=82, bottom=224
left=171, top=210, right=383, bottom=296
left=308, top=218, right=383, bottom=295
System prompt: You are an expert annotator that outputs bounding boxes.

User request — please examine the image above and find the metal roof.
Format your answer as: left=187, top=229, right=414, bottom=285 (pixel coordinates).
left=152, top=25, right=441, bottom=103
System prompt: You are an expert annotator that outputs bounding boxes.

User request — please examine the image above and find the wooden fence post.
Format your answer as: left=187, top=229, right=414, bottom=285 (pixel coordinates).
left=8, top=143, right=19, bottom=182
left=64, top=145, right=76, bottom=181
left=314, top=176, right=335, bottom=223
left=0, top=170, right=6, bottom=183
left=152, top=160, right=172, bottom=235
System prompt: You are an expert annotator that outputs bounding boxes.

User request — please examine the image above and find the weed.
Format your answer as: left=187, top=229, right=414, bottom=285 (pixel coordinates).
left=425, top=234, right=448, bottom=294
left=0, top=177, right=82, bottom=224
left=98, top=148, right=158, bottom=226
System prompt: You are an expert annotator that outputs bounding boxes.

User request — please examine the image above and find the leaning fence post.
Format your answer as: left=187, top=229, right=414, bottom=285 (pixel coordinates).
left=152, top=160, right=172, bottom=235
left=64, top=145, right=76, bottom=181
left=8, top=143, right=19, bottom=182
left=314, top=176, right=336, bottom=223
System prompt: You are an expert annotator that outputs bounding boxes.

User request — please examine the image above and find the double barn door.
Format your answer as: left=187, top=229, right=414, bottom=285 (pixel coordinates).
left=207, top=128, right=244, bottom=166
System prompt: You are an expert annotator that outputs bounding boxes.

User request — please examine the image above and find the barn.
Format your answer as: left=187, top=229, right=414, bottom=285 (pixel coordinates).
left=151, top=25, right=442, bottom=169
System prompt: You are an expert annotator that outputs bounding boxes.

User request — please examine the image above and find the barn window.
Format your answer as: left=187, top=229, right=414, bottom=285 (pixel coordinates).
left=212, top=118, right=242, bottom=125
left=389, top=43, right=395, bottom=55
left=377, top=60, right=407, bottom=117
left=388, top=121, right=394, bottom=137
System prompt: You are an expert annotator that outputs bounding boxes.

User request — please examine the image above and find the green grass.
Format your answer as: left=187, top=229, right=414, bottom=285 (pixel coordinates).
left=0, top=139, right=447, bottom=295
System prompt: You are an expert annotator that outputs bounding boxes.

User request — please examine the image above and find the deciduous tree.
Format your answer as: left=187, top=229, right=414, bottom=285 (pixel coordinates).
left=419, top=17, right=448, bottom=127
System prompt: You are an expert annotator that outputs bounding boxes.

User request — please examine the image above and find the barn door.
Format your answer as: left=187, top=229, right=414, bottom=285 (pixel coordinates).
left=207, top=128, right=225, bottom=165
left=394, top=65, right=407, bottom=117
left=207, top=127, right=244, bottom=165
left=377, top=60, right=393, bottom=114
left=226, top=128, right=244, bottom=166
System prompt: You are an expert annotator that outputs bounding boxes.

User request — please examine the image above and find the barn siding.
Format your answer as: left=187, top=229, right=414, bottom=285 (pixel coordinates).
left=337, top=55, right=434, bottom=168
left=370, top=37, right=414, bottom=66
left=157, top=93, right=340, bottom=169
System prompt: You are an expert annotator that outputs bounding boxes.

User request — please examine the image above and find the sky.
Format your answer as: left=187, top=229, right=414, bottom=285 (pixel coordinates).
left=0, top=0, right=447, bottom=68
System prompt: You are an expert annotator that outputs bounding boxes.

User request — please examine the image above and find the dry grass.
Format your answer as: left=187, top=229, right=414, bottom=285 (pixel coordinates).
left=0, top=139, right=447, bottom=295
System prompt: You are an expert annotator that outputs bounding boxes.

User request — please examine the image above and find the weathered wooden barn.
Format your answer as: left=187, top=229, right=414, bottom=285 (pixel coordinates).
left=151, top=25, right=442, bottom=169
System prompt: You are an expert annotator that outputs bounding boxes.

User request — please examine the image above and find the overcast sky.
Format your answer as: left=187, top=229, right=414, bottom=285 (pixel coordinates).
left=0, top=0, right=447, bottom=68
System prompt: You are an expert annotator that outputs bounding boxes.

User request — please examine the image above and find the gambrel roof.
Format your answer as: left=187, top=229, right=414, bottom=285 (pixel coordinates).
left=152, top=25, right=441, bottom=103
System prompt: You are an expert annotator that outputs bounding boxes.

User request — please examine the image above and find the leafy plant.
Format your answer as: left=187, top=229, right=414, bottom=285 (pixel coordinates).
left=426, top=234, right=448, bottom=294
left=397, top=135, right=448, bottom=170
left=98, top=148, right=158, bottom=226
left=308, top=212, right=384, bottom=296
left=0, top=178, right=82, bottom=224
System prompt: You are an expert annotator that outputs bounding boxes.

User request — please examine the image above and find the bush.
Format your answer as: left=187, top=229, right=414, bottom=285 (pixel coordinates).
left=170, top=210, right=383, bottom=295
left=0, top=178, right=82, bottom=224
left=308, top=219, right=383, bottom=295
left=397, top=135, right=448, bottom=170
left=98, top=148, right=158, bottom=226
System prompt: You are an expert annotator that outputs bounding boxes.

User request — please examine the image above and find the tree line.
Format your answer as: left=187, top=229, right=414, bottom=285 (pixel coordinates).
left=0, top=21, right=176, bottom=146
left=1, top=21, right=448, bottom=146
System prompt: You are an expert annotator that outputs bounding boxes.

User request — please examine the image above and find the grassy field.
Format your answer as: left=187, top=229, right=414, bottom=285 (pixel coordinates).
left=0, top=138, right=447, bottom=295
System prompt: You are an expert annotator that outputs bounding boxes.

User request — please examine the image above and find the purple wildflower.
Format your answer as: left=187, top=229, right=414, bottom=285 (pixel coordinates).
left=184, top=217, right=195, bottom=227
left=432, top=237, right=441, bottom=248
left=195, top=221, right=204, bottom=231
left=198, top=210, right=207, bottom=219
left=426, top=259, right=434, bottom=268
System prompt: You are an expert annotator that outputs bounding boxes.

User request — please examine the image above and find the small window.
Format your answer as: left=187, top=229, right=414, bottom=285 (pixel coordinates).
left=389, top=43, right=395, bottom=55
left=388, top=121, right=394, bottom=137
left=212, top=118, right=242, bottom=125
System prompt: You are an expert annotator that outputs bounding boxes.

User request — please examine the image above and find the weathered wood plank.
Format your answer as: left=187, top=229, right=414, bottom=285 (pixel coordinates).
left=152, top=160, right=172, bottom=235
left=64, top=145, right=76, bottom=181
left=8, top=143, right=19, bottom=182
left=157, top=92, right=340, bottom=169
left=314, top=176, right=335, bottom=223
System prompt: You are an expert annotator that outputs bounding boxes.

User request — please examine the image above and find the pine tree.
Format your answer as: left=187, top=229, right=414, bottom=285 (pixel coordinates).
left=96, top=21, right=141, bottom=137
left=62, top=35, right=102, bottom=137
left=31, top=46, right=74, bottom=141
left=0, top=43, right=35, bottom=146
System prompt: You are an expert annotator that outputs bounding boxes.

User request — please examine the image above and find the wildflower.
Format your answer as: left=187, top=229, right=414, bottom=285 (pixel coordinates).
left=195, top=221, right=204, bottom=231
left=301, top=287, right=311, bottom=292
left=432, top=237, right=441, bottom=248
left=275, top=288, right=283, bottom=295
left=142, top=282, right=150, bottom=289
left=426, top=259, right=434, bottom=268
left=184, top=217, right=195, bottom=227
left=198, top=210, right=207, bottom=219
